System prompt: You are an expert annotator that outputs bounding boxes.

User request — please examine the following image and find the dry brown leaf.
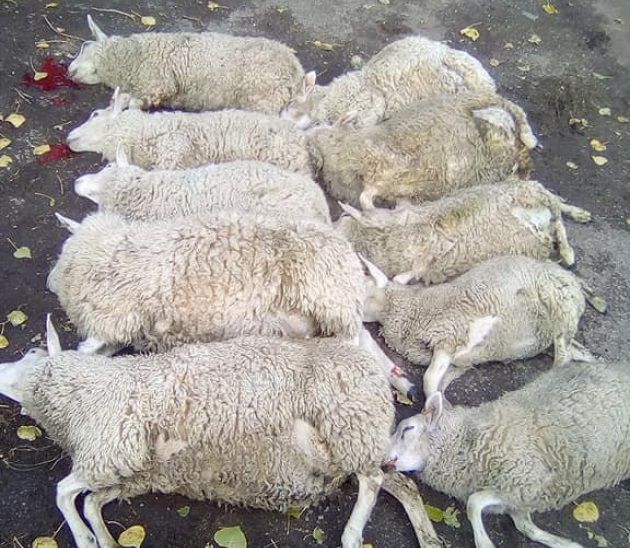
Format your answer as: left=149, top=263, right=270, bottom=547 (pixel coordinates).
left=590, top=139, right=607, bottom=152
left=598, top=107, right=611, bottom=116
left=309, top=40, right=337, bottom=51
left=34, top=71, right=48, bottom=81
left=566, top=161, right=578, bottom=170
left=573, top=501, right=600, bottom=523
left=617, top=115, right=629, bottom=123
left=0, top=154, right=12, bottom=168
left=542, top=2, right=558, bottom=14
left=33, top=144, right=51, bottom=155
left=0, top=137, right=11, bottom=150
left=0, top=334, right=8, bottom=349
left=528, top=34, right=542, bottom=44
left=17, top=425, right=42, bottom=441
left=7, top=310, right=28, bottom=327
left=118, top=525, right=146, bottom=547
left=140, top=16, right=156, bottom=26
left=459, top=25, right=480, bottom=41
left=32, top=536, right=58, bottom=548
left=592, top=156, right=608, bottom=166
left=5, top=113, right=26, bottom=128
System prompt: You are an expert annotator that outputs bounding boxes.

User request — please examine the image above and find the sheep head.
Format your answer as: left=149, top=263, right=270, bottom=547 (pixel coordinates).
left=68, top=15, right=110, bottom=84
left=281, top=71, right=323, bottom=129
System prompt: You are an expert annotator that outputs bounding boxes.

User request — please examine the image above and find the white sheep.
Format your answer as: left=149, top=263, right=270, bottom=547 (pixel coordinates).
left=74, top=153, right=331, bottom=225
left=363, top=255, right=594, bottom=398
left=307, top=92, right=538, bottom=210
left=0, top=317, right=410, bottom=548
left=47, top=211, right=364, bottom=354
left=338, top=179, right=591, bottom=284
left=67, top=90, right=312, bottom=174
left=386, top=360, right=630, bottom=548
left=282, top=36, right=496, bottom=128
left=68, top=15, right=307, bottom=114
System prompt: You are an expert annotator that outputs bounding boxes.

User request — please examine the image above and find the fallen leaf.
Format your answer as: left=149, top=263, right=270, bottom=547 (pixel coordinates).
left=214, top=526, right=247, bottom=548
left=542, top=2, right=558, bottom=15
left=518, top=63, right=531, bottom=73
left=378, top=0, right=390, bottom=4
left=528, top=34, right=542, bottom=44
left=176, top=506, right=190, bottom=518
left=32, top=537, right=58, bottom=548
left=17, top=425, right=42, bottom=441
left=350, top=55, right=364, bottom=69
left=309, top=40, right=336, bottom=51
left=504, top=42, right=514, bottom=49
left=7, top=310, right=28, bottom=327
left=36, top=40, right=50, bottom=49
left=592, top=156, right=608, bottom=166
left=569, top=117, right=589, bottom=128
left=0, top=155, right=12, bottom=168
left=362, top=545, right=374, bottom=548
left=489, top=58, right=500, bottom=67
left=287, top=507, right=306, bottom=519
left=312, top=527, right=327, bottom=545
left=617, top=115, right=629, bottom=123
left=33, top=144, right=51, bottom=155
left=34, top=71, right=49, bottom=81
left=573, top=501, right=600, bottom=523
left=0, top=137, right=11, bottom=150
left=586, top=529, right=609, bottom=547
left=443, top=506, right=461, bottom=528
left=566, top=161, right=578, bottom=170
left=207, top=1, right=228, bottom=9
left=140, top=16, right=157, bottom=26
left=425, top=504, right=444, bottom=522
left=590, top=139, right=607, bottom=152
left=13, top=246, right=32, bottom=259
left=118, top=525, right=146, bottom=548
left=598, top=107, right=611, bottom=116
left=0, top=334, right=8, bottom=349
left=5, top=113, right=26, bottom=128
left=459, top=25, right=480, bottom=41
left=592, top=72, right=612, bottom=80
left=45, top=2, right=58, bottom=8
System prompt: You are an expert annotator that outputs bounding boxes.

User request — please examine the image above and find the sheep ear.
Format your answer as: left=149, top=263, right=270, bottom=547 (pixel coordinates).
left=55, top=212, right=80, bottom=233
left=335, top=110, right=358, bottom=127
left=87, top=14, right=108, bottom=42
left=359, top=255, right=388, bottom=289
left=473, top=107, right=516, bottom=135
left=422, top=392, right=443, bottom=428
left=116, top=144, right=129, bottom=166
left=46, top=314, right=62, bottom=356
left=303, top=71, right=316, bottom=96
left=112, top=87, right=123, bottom=116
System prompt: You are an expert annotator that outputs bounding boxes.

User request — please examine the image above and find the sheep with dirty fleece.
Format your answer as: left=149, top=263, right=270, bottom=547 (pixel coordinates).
left=67, top=90, right=312, bottom=174
left=47, top=211, right=364, bottom=354
left=69, top=15, right=306, bottom=114
left=363, top=255, right=594, bottom=398
left=308, top=92, right=538, bottom=210
left=338, top=179, right=591, bottom=285
left=386, top=359, right=630, bottom=548
left=0, top=316, right=408, bottom=548
left=75, top=154, right=331, bottom=225
left=283, top=35, right=496, bottom=128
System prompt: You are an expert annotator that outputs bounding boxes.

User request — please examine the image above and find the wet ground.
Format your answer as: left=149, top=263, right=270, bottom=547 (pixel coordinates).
left=1, top=0, right=629, bottom=547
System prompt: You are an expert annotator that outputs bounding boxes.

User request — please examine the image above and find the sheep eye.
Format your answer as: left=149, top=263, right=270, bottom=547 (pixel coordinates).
left=401, top=425, right=415, bottom=439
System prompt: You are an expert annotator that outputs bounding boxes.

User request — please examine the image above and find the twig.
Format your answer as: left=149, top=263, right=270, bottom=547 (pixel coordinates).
left=11, top=538, right=25, bottom=548
left=42, top=14, right=85, bottom=41
left=52, top=520, right=66, bottom=539
left=57, top=174, right=65, bottom=196
left=13, top=88, right=33, bottom=104
left=88, top=7, right=137, bottom=20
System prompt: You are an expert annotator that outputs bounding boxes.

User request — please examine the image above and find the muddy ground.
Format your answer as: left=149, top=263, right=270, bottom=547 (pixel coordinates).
left=1, top=0, right=629, bottom=547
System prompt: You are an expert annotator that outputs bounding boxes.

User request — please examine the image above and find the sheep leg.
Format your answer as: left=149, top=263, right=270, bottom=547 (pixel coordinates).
left=341, top=471, right=384, bottom=548
left=467, top=490, right=506, bottom=548
left=423, top=350, right=451, bottom=399
left=552, top=335, right=571, bottom=367
left=83, top=488, right=121, bottom=548
left=554, top=215, right=575, bottom=266
left=510, top=512, right=583, bottom=548
left=77, top=337, right=107, bottom=355
left=56, top=473, right=98, bottom=548
left=568, top=340, right=595, bottom=363
left=393, top=271, right=416, bottom=285
left=559, top=203, right=591, bottom=223
left=381, top=473, right=443, bottom=547
left=359, top=187, right=378, bottom=211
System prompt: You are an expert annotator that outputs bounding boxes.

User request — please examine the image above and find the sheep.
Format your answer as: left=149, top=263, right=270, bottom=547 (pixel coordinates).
left=74, top=153, right=331, bottom=225
left=386, top=360, right=630, bottom=548
left=68, top=15, right=307, bottom=114
left=67, top=89, right=312, bottom=174
left=307, top=92, right=538, bottom=210
left=0, top=316, right=407, bottom=548
left=47, top=211, right=364, bottom=354
left=337, top=179, right=591, bottom=284
left=282, top=36, right=496, bottom=129
left=363, top=255, right=594, bottom=398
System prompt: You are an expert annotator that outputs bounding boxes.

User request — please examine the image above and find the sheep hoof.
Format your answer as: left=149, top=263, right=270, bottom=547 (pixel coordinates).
left=406, top=385, right=422, bottom=403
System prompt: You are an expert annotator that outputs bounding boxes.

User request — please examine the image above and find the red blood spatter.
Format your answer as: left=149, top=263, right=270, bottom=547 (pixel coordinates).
left=51, top=96, right=69, bottom=106
left=36, top=143, right=75, bottom=165
left=22, top=57, right=81, bottom=91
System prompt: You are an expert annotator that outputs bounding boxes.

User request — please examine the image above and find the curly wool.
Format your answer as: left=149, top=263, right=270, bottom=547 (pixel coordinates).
left=289, top=36, right=496, bottom=127
left=75, top=108, right=312, bottom=173
left=375, top=256, right=585, bottom=366
left=47, top=212, right=364, bottom=349
left=308, top=92, right=537, bottom=208
left=87, top=161, right=331, bottom=224
left=338, top=180, right=590, bottom=283
left=421, top=360, right=630, bottom=512
left=22, top=337, right=394, bottom=509
left=80, top=32, right=304, bottom=112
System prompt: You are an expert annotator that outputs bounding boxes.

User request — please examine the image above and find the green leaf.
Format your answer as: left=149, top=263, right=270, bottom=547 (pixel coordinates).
left=443, top=506, right=461, bottom=528
left=287, top=506, right=306, bottom=519
left=118, top=525, right=146, bottom=547
left=0, top=334, right=8, bottom=349
left=17, top=425, right=42, bottom=441
left=177, top=505, right=190, bottom=518
left=7, top=309, right=28, bottom=327
left=13, top=246, right=32, bottom=259
left=214, top=526, right=247, bottom=548
left=312, top=527, right=327, bottom=544
left=424, top=504, right=444, bottom=523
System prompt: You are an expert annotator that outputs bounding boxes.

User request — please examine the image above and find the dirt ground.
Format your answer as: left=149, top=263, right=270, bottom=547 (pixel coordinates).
left=1, top=0, right=629, bottom=547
